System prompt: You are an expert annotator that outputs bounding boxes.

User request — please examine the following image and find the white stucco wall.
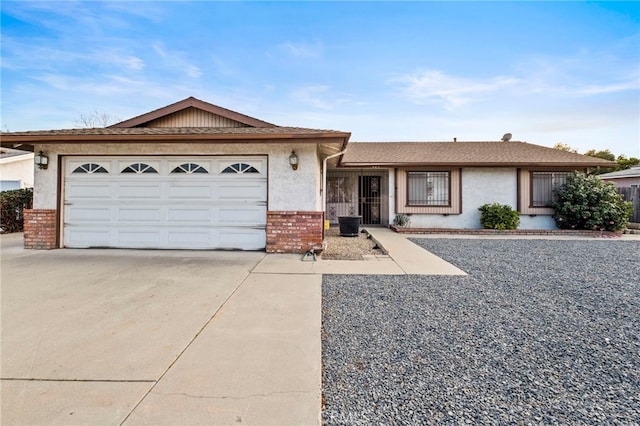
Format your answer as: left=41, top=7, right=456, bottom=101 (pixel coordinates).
left=0, top=153, right=35, bottom=189
left=391, top=167, right=558, bottom=230
left=33, top=143, right=321, bottom=211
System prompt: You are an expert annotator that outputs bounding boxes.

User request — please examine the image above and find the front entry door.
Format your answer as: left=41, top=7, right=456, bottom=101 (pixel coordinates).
left=359, top=176, right=381, bottom=225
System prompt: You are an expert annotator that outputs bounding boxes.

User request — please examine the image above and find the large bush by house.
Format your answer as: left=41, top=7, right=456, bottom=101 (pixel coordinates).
left=478, top=203, right=520, bottom=230
left=0, top=188, right=33, bottom=233
left=552, top=172, right=632, bottom=231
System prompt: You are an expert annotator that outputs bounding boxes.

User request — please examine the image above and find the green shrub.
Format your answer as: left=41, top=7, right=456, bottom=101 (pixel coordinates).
left=0, top=188, right=33, bottom=233
left=478, top=203, right=520, bottom=230
left=551, top=172, right=632, bottom=231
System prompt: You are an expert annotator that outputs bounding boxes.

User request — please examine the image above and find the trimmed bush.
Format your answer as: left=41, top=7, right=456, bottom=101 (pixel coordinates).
left=0, top=188, right=33, bottom=233
left=478, top=203, right=520, bottom=230
left=552, top=172, right=632, bottom=231
left=393, top=213, right=411, bottom=228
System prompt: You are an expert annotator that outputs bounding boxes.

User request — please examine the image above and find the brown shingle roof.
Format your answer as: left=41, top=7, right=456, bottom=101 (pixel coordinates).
left=340, top=141, right=616, bottom=168
left=1, top=126, right=351, bottom=143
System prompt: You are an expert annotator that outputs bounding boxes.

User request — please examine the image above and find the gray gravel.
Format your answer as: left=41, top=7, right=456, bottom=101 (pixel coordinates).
left=322, top=239, right=640, bottom=424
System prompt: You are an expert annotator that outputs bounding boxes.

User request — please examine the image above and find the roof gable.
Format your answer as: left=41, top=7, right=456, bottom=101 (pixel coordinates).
left=110, top=97, right=275, bottom=128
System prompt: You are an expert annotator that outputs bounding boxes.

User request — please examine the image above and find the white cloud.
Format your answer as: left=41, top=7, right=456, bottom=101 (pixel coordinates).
left=290, top=85, right=332, bottom=110
left=152, top=43, right=202, bottom=79
left=32, top=74, right=143, bottom=96
left=391, top=57, right=639, bottom=111
left=278, top=41, right=324, bottom=58
left=390, top=70, right=521, bottom=109
left=513, top=48, right=640, bottom=97
left=1, top=38, right=146, bottom=74
left=122, top=56, right=146, bottom=71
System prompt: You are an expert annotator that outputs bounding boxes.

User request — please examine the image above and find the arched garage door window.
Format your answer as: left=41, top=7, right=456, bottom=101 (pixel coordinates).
left=72, top=163, right=108, bottom=174
left=121, top=163, right=158, bottom=174
left=222, top=163, right=259, bottom=174
left=171, top=163, right=208, bottom=174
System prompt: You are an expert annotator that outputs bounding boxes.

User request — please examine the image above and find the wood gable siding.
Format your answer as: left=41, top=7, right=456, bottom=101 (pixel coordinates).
left=396, top=168, right=462, bottom=215
left=518, top=169, right=553, bottom=215
left=143, top=107, right=251, bottom=128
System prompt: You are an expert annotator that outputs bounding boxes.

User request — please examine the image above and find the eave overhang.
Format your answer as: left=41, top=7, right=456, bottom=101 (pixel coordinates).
left=339, top=161, right=615, bottom=168
left=0, top=130, right=351, bottom=155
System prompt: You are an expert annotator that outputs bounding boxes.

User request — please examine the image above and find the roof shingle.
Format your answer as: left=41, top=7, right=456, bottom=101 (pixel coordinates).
left=340, top=141, right=615, bottom=168
left=2, top=126, right=347, bottom=137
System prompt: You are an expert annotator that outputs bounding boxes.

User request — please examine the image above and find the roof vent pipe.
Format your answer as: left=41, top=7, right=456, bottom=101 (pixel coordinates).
left=453, top=137, right=457, bottom=142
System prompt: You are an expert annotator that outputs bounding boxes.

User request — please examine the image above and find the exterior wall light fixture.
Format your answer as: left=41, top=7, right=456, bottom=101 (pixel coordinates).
left=289, top=151, right=299, bottom=170
left=35, top=151, right=49, bottom=170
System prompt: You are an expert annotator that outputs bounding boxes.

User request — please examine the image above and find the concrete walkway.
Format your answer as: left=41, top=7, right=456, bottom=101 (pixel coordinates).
left=1, top=230, right=462, bottom=426
left=255, top=227, right=466, bottom=276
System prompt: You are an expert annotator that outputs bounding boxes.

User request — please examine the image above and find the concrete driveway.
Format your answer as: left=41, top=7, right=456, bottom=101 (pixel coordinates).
left=1, top=233, right=321, bottom=425
left=1, top=228, right=463, bottom=425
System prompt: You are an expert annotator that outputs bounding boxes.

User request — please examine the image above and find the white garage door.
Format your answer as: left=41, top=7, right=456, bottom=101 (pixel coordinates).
left=63, top=156, right=267, bottom=250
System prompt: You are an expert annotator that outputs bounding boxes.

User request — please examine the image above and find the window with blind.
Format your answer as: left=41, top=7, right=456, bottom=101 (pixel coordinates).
left=407, top=171, right=450, bottom=206
left=531, top=171, right=570, bottom=207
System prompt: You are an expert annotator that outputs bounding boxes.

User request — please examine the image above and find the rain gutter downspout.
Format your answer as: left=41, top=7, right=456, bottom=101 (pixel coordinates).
left=322, top=149, right=348, bottom=215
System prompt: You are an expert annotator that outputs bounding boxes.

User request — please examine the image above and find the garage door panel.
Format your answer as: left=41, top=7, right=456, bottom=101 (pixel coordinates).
left=118, top=184, right=163, bottom=199
left=167, top=207, right=212, bottom=222
left=66, top=206, right=112, bottom=222
left=218, top=229, right=266, bottom=250
left=64, top=156, right=267, bottom=250
left=117, top=230, right=162, bottom=245
left=118, top=208, right=162, bottom=222
left=167, top=183, right=213, bottom=199
left=218, top=182, right=267, bottom=200
left=64, top=229, right=111, bottom=247
left=66, top=183, right=112, bottom=199
left=218, top=206, right=267, bottom=224
left=167, top=230, right=213, bottom=246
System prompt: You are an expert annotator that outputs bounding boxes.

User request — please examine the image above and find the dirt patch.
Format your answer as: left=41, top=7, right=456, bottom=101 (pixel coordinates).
left=321, top=228, right=384, bottom=260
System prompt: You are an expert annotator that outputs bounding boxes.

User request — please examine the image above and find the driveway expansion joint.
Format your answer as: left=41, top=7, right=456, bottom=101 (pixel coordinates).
left=119, top=270, right=254, bottom=425
left=150, top=389, right=317, bottom=400
left=0, top=378, right=156, bottom=383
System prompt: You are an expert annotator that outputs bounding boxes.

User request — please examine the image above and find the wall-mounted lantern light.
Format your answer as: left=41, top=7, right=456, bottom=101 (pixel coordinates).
left=289, top=151, right=299, bottom=171
left=34, top=151, right=49, bottom=170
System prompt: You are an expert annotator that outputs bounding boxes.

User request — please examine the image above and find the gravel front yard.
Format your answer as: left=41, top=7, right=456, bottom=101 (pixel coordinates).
left=322, top=228, right=384, bottom=260
left=322, top=239, right=640, bottom=424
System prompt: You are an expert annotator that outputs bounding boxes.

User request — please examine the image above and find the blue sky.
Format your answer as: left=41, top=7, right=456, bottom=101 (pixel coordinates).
left=2, top=1, right=639, bottom=156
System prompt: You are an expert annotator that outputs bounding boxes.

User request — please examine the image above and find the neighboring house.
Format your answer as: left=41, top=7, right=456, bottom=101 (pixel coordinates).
left=0, top=97, right=614, bottom=252
left=0, top=148, right=34, bottom=191
left=599, top=166, right=640, bottom=223
left=598, top=166, right=640, bottom=188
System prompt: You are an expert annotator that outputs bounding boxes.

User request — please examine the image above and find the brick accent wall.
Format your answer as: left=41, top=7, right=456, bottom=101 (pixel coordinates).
left=24, top=209, right=57, bottom=249
left=390, top=225, right=623, bottom=238
left=266, top=211, right=324, bottom=253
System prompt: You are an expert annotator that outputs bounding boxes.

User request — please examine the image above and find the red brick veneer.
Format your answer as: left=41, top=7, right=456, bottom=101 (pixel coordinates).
left=389, top=225, right=623, bottom=238
left=23, top=209, right=57, bottom=249
left=266, top=211, right=324, bottom=253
